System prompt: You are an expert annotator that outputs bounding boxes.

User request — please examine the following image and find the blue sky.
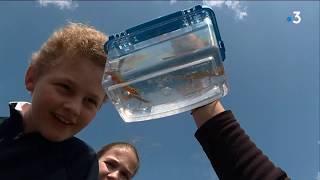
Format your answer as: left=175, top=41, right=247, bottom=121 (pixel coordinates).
left=0, top=1, right=318, bottom=180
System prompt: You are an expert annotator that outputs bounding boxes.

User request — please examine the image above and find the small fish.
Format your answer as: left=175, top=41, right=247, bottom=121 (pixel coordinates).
left=105, top=71, right=150, bottom=103
left=123, top=91, right=150, bottom=103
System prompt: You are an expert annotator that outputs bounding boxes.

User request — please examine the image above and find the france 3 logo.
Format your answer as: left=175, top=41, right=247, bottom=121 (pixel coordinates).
left=287, top=11, right=301, bottom=24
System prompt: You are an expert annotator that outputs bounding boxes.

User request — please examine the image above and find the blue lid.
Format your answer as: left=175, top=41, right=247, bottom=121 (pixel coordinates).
left=105, top=5, right=226, bottom=61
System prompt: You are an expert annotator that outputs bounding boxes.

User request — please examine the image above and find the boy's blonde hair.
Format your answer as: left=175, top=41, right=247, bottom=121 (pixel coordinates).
left=30, top=22, right=108, bottom=76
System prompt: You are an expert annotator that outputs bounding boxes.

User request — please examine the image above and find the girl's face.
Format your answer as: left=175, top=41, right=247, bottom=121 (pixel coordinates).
left=99, top=147, right=138, bottom=180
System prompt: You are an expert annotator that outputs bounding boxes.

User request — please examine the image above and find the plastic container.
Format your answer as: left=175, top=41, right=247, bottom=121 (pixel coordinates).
left=103, top=5, right=228, bottom=122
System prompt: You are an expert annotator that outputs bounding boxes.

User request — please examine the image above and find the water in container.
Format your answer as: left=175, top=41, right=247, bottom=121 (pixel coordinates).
left=103, top=5, right=228, bottom=122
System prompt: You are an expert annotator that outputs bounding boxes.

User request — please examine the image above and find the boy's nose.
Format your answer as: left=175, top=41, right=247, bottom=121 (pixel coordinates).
left=62, top=99, right=81, bottom=118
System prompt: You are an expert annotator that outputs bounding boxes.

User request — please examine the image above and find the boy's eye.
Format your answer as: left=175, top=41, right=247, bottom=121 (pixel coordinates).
left=56, top=83, right=71, bottom=91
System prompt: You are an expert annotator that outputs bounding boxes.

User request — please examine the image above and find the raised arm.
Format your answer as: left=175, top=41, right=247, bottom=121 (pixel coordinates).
left=192, top=101, right=289, bottom=180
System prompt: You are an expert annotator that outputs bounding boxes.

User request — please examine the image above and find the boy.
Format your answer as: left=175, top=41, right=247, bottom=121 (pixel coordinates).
left=0, top=23, right=107, bottom=180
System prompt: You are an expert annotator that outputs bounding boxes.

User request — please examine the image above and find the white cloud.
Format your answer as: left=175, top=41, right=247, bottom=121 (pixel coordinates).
left=204, top=1, right=224, bottom=8
left=38, top=0, right=78, bottom=10
left=170, top=0, right=177, bottom=5
left=203, top=0, right=248, bottom=20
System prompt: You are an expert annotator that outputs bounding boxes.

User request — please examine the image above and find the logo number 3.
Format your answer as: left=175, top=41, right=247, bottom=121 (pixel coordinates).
left=292, top=11, right=301, bottom=24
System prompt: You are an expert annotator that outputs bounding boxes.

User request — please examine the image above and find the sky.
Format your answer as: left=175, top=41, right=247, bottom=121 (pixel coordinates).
left=0, top=1, right=319, bottom=180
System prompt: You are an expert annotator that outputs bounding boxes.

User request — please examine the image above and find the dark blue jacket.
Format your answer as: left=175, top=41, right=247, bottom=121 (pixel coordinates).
left=0, top=103, right=98, bottom=180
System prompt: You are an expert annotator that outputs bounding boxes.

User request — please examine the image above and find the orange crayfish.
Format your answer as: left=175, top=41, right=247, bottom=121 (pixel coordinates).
left=106, top=71, right=150, bottom=103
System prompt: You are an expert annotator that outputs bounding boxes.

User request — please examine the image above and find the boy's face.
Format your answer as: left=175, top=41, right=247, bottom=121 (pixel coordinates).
left=25, top=54, right=106, bottom=141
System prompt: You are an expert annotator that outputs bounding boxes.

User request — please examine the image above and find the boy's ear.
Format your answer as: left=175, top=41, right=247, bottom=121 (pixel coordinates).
left=25, top=66, right=36, bottom=93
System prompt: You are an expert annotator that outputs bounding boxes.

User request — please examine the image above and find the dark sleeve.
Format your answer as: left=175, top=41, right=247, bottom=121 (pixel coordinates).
left=195, top=110, right=289, bottom=180
left=62, top=138, right=99, bottom=180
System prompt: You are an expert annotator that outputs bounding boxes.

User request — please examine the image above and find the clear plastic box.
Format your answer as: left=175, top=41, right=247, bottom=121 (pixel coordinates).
left=103, top=5, right=228, bottom=122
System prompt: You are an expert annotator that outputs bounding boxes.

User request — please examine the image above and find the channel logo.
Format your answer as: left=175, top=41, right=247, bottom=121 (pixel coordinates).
left=287, top=11, right=301, bottom=24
